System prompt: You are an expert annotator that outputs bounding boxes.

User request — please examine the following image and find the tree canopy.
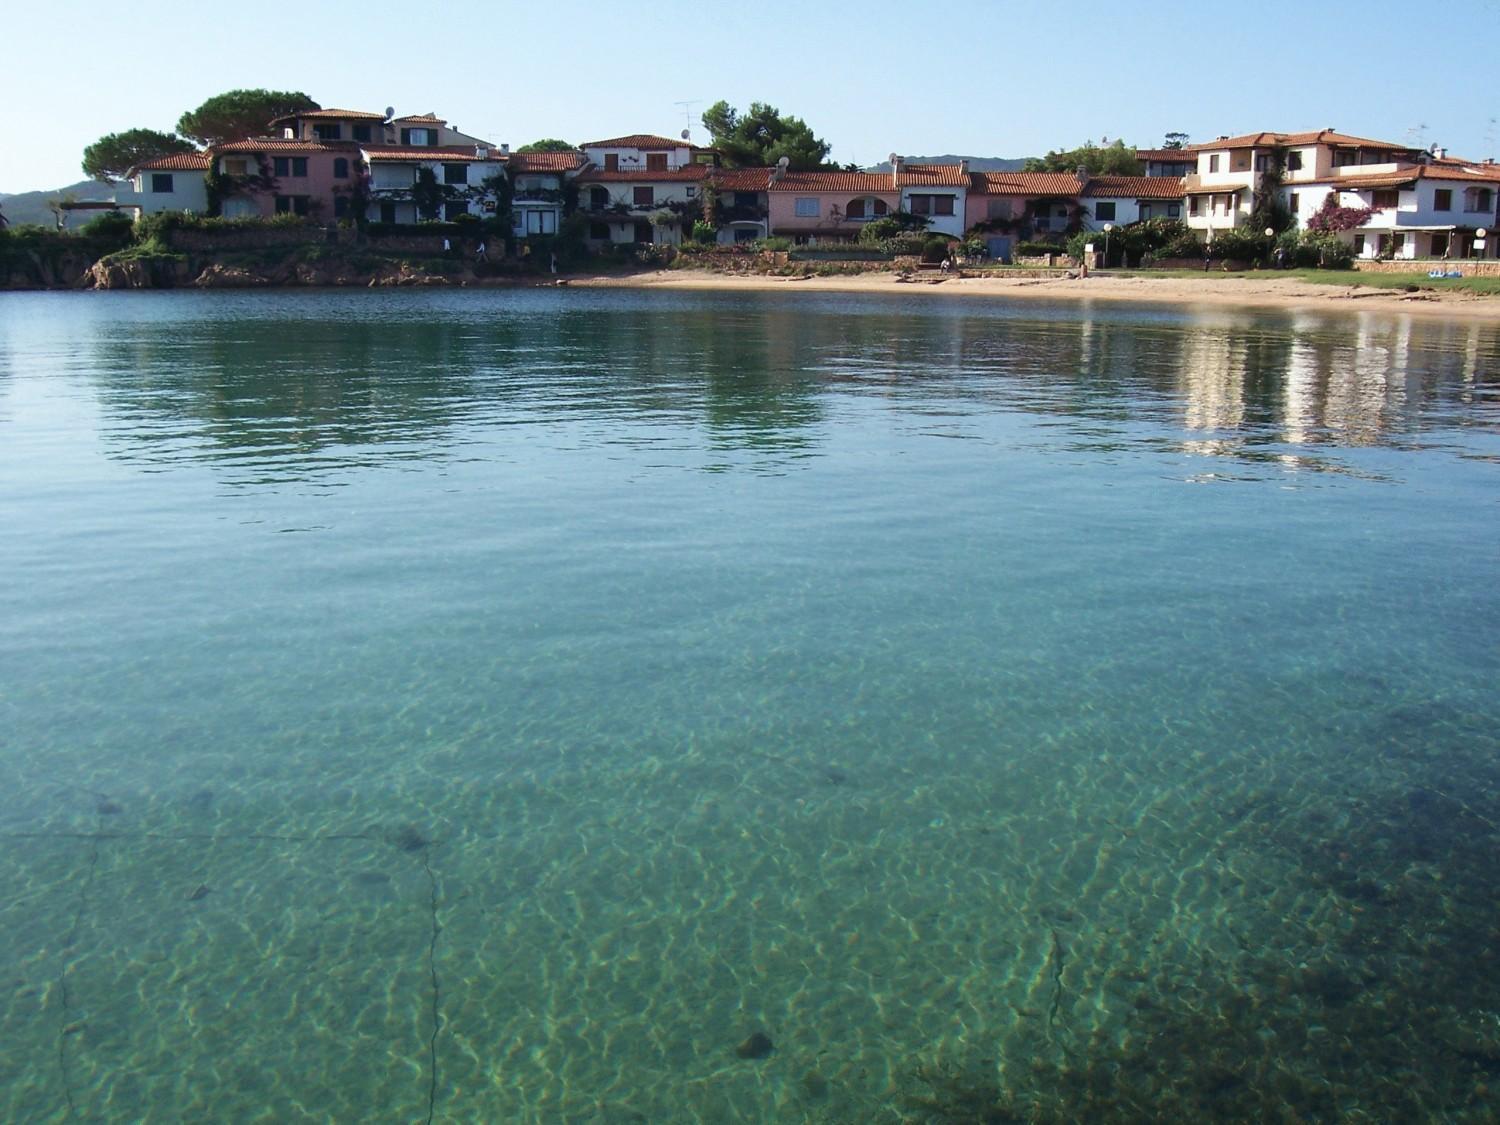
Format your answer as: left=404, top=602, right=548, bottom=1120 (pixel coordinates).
left=516, top=139, right=575, bottom=153
left=176, top=89, right=320, bottom=146
left=81, top=129, right=195, bottom=183
left=1162, top=132, right=1190, bottom=150
left=700, top=101, right=831, bottom=170
left=1023, top=140, right=1141, bottom=176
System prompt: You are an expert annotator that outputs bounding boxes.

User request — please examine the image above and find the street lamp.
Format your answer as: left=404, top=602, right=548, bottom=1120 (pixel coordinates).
left=1265, top=226, right=1276, bottom=268
left=1103, top=222, right=1114, bottom=268
left=1476, top=227, right=1489, bottom=259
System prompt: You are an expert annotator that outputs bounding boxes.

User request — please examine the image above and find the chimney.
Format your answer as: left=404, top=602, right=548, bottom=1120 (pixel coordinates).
left=892, top=155, right=902, bottom=188
left=959, top=159, right=969, bottom=175
left=1075, top=165, right=1090, bottom=188
left=501, top=143, right=510, bottom=155
left=475, top=145, right=489, bottom=160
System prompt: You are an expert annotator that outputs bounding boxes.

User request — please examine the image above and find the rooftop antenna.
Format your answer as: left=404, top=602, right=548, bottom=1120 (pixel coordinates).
left=1487, top=117, right=1498, bottom=160
left=673, top=99, right=701, bottom=142
left=384, top=106, right=395, bottom=123
left=1405, top=122, right=1429, bottom=149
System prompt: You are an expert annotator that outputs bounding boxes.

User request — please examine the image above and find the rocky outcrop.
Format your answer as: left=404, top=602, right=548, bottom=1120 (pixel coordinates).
left=83, top=257, right=189, bottom=290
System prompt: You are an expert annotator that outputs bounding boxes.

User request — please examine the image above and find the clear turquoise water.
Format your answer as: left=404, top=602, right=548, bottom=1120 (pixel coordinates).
left=1, top=289, right=1498, bottom=1122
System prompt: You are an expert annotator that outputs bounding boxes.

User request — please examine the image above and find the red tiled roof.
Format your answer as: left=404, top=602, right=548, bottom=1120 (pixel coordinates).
left=899, top=163, right=969, bottom=187
left=508, top=151, right=586, bottom=173
left=576, top=166, right=711, bottom=183
left=1187, top=129, right=1412, bottom=152
left=211, top=137, right=359, bottom=154
left=270, top=108, right=387, bottom=124
left=131, top=152, right=211, bottom=172
left=1136, top=148, right=1194, bottom=162
left=581, top=134, right=688, bottom=150
left=967, top=171, right=1080, bottom=196
left=1314, top=165, right=1500, bottom=190
left=710, top=167, right=773, bottom=190
left=393, top=113, right=446, bottom=124
left=1183, top=182, right=1245, bottom=195
left=1085, top=175, right=1184, bottom=199
left=363, top=145, right=501, bottom=162
left=766, top=170, right=897, bottom=193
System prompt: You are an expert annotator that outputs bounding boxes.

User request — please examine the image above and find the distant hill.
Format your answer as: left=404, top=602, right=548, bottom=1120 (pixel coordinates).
left=0, top=180, right=115, bottom=227
left=866, top=155, right=1027, bottom=173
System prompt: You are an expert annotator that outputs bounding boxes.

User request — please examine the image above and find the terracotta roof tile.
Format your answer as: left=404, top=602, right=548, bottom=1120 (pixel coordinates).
left=899, top=163, right=969, bottom=187
left=1187, top=129, right=1413, bottom=152
left=967, top=171, right=1080, bottom=196
left=1316, top=165, right=1500, bottom=189
left=508, top=151, right=585, bottom=173
left=766, top=170, right=898, bottom=192
left=710, top=167, right=773, bottom=190
left=393, top=113, right=446, bottom=124
left=131, top=152, right=211, bottom=172
left=270, top=108, right=387, bottom=123
left=1136, top=148, right=1194, bottom=162
left=1085, top=175, right=1185, bottom=199
left=581, top=134, right=689, bottom=150
left=212, top=137, right=359, bottom=154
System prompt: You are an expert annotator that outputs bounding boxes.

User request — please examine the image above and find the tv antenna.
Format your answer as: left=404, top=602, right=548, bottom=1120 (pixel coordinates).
left=673, top=99, right=701, bottom=141
left=1405, top=122, right=1429, bottom=148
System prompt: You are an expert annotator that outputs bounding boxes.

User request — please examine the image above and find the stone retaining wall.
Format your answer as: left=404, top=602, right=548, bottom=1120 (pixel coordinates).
left=1353, top=259, right=1500, bottom=277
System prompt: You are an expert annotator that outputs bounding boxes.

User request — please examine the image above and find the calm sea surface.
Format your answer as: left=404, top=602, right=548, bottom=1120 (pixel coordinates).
left=1, top=289, right=1498, bottom=1122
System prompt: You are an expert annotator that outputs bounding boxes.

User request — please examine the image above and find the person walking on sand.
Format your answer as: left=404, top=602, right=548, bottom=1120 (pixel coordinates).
left=475, top=240, right=487, bottom=262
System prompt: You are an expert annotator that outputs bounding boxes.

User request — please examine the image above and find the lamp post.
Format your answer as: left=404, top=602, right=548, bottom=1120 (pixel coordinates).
left=1265, top=226, right=1276, bottom=268
left=1103, top=222, right=1114, bottom=268
left=1476, top=227, right=1489, bottom=259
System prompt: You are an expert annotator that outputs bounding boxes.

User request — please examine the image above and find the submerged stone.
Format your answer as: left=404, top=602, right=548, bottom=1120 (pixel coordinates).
left=736, top=1031, right=774, bottom=1059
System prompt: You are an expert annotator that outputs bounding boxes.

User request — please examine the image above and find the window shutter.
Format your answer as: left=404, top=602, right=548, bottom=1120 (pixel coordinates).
left=401, top=129, right=412, bottom=146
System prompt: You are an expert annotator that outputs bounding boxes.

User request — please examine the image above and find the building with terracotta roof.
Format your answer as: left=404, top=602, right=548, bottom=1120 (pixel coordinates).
left=575, top=134, right=720, bottom=245
left=763, top=160, right=969, bottom=242
left=1183, top=128, right=1500, bottom=258
left=112, top=152, right=212, bottom=218
left=509, top=150, right=587, bottom=240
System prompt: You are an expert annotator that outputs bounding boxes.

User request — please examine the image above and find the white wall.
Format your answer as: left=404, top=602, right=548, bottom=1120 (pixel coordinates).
left=115, top=170, right=209, bottom=215
left=901, top=189, right=966, bottom=237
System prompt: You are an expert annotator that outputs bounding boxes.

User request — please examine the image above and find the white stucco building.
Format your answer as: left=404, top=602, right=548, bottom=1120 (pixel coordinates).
left=112, top=152, right=211, bottom=217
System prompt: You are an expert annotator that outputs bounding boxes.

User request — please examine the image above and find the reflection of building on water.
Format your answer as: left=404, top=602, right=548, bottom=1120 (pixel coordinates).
left=1179, top=328, right=1246, bottom=437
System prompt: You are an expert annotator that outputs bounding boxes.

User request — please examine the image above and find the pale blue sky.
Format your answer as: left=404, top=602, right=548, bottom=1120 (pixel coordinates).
left=4, top=0, right=1498, bottom=192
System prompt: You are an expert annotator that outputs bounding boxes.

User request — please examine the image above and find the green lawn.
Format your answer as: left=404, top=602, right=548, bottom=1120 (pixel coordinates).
left=1105, top=267, right=1500, bottom=296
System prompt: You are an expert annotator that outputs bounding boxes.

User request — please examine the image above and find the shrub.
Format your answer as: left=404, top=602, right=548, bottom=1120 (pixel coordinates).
left=1205, top=226, right=1270, bottom=263
left=758, top=237, right=792, bottom=252
left=1016, top=240, right=1064, bottom=257
left=80, top=210, right=135, bottom=245
left=691, top=220, right=717, bottom=245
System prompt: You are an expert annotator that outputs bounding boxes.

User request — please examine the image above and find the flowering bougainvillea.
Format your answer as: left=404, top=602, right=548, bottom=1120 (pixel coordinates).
left=1304, top=192, right=1379, bottom=232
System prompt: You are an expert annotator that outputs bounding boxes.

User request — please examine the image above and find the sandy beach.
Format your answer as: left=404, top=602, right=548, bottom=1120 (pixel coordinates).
left=572, top=267, right=1500, bottom=319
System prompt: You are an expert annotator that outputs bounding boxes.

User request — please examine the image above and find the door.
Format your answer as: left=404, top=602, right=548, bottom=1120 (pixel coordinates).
left=634, top=221, right=653, bottom=244
left=986, top=236, right=1011, bottom=263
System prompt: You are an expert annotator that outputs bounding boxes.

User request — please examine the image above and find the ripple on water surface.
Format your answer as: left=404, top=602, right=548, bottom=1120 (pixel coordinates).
left=0, top=289, right=1498, bottom=1121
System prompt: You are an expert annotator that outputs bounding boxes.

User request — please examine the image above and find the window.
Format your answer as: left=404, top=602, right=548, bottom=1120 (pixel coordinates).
left=313, top=124, right=341, bottom=141
left=1188, top=196, right=1200, bottom=216
left=274, top=157, right=288, bottom=177
left=646, top=153, right=668, bottom=171
left=1353, top=233, right=1366, bottom=254
left=444, top=200, right=467, bottom=221
left=224, top=159, right=249, bottom=175
left=794, top=197, right=819, bottom=217
left=987, top=198, right=1013, bottom=219
left=526, top=210, right=556, bottom=235
left=686, top=186, right=696, bottom=198
left=274, top=156, right=308, bottom=177
left=1139, top=204, right=1152, bottom=220
left=589, top=222, right=609, bottom=239
left=1372, top=189, right=1399, bottom=208
left=275, top=195, right=309, bottom=215
left=1464, top=187, right=1494, bottom=213
left=1290, top=193, right=1299, bottom=213
left=443, top=164, right=468, bottom=185
left=1254, top=155, right=1268, bottom=171
left=1393, top=232, right=1407, bottom=253
left=604, top=153, right=619, bottom=172
left=908, top=194, right=955, bottom=216
left=1208, top=154, right=1220, bottom=173
left=735, top=192, right=759, bottom=208
left=1094, top=201, right=1116, bottom=221
left=1167, top=203, right=1180, bottom=218
left=400, top=128, right=437, bottom=146
left=333, top=158, right=349, bottom=179
left=353, top=125, right=371, bottom=142
left=632, top=186, right=654, bottom=207
left=590, top=187, right=609, bottom=209
left=1332, top=149, right=1356, bottom=167
left=1431, top=232, right=1450, bottom=256
left=1434, top=189, right=1452, bottom=211
left=380, top=202, right=396, bottom=224
left=150, top=173, right=174, bottom=193
left=846, top=198, right=865, bottom=219
left=1287, top=151, right=1303, bottom=171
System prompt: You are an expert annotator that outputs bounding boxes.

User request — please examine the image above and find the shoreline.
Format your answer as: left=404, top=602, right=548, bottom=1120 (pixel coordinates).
left=568, top=268, right=1500, bottom=319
